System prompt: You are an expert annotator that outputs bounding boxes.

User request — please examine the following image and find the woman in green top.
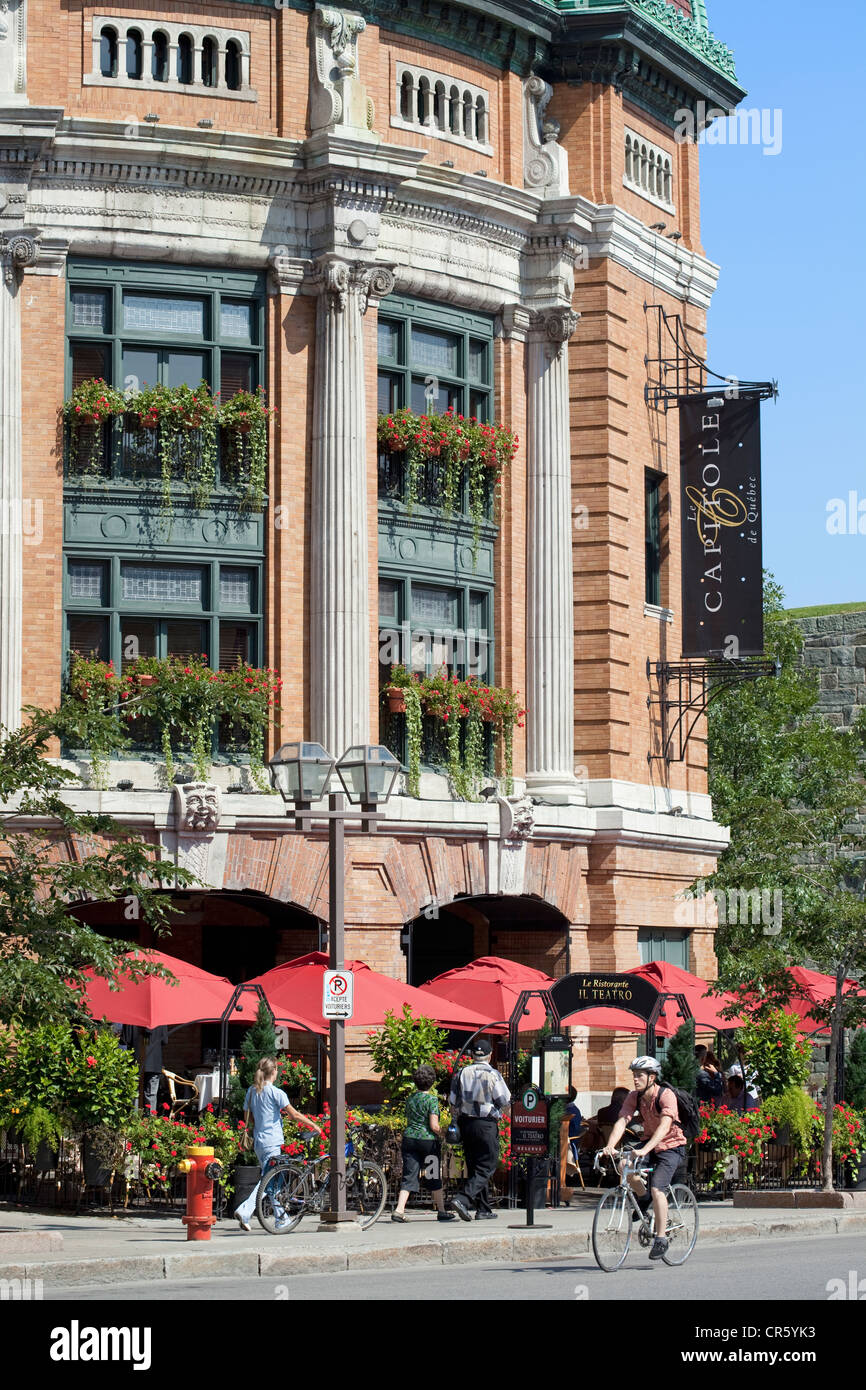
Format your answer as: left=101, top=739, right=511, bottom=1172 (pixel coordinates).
left=391, top=1064, right=457, bottom=1223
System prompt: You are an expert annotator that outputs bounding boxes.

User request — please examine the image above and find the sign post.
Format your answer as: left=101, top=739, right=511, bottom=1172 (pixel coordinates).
left=508, top=1084, right=551, bottom=1230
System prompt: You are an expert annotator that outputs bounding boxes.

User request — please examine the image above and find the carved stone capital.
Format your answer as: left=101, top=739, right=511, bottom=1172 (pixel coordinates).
left=310, top=255, right=395, bottom=314
left=0, top=228, right=38, bottom=284
left=173, top=782, right=221, bottom=835
left=528, top=306, right=579, bottom=358
left=268, top=249, right=307, bottom=296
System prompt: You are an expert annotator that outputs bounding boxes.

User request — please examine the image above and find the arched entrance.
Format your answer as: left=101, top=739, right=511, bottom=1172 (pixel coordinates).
left=71, top=890, right=324, bottom=1095
left=404, top=895, right=570, bottom=988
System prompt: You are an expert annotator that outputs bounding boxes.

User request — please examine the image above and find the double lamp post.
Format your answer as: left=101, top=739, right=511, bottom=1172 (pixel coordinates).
left=268, top=740, right=400, bottom=1228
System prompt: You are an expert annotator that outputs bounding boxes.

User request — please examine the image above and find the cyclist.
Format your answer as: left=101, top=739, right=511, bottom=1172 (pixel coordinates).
left=601, top=1056, right=686, bottom=1262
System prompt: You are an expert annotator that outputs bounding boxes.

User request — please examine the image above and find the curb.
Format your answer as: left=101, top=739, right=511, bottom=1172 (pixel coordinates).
left=3, top=1212, right=865, bottom=1287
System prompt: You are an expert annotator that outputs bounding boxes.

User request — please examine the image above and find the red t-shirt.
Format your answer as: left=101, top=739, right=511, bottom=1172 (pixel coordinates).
left=620, top=1086, right=685, bottom=1151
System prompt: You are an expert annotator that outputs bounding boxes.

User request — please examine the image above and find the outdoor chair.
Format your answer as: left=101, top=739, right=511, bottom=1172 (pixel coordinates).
left=161, top=1068, right=200, bottom=1121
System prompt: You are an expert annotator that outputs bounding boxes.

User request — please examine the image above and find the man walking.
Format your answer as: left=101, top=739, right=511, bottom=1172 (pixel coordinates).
left=448, top=1039, right=510, bottom=1221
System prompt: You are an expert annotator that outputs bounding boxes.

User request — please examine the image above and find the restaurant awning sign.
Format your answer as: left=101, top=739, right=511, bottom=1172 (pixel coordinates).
left=679, top=394, right=763, bottom=658
left=550, top=973, right=660, bottom=1024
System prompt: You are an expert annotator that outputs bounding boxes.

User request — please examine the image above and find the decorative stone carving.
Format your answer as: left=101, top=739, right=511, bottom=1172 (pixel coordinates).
left=523, top=75, right=569, bottom=198
left=311, top=4, right=375, bottom=137
left=311, top=256, right=395, bottom=315
left=0, top=0, right=26, bottom=102
left=529, top=306, right=580, bottom=359
left=498, top=793, right=535, bottom=841
left=174, top=782, right=222, bottom=834
left=0, top=229, right=38, bottom=284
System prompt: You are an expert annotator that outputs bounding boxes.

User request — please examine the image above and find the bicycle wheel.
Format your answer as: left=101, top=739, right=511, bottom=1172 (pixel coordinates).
left=346, top=1159, right=387, bottom=1230
left=591, top=1189, right=633, bottom=1272
left=256, top=1162, right=307, bottom=1235
left=662, top=1183, right=699, bottom=1265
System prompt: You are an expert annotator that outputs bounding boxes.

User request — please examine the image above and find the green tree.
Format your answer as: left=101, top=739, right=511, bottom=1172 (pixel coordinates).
left=367, top=1005, right=448, bottom=1108
left=0, top=702, right=195, bottom=1028
left=661, top=1019, right=697, bottom=1091
left=227, top=1000, right=280, bottom=1117
left=697, top=576, right=866, bottom=1189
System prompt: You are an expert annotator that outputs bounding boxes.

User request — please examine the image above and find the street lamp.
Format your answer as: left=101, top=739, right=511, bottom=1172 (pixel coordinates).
left=268, top=740, right=399, bottom=1229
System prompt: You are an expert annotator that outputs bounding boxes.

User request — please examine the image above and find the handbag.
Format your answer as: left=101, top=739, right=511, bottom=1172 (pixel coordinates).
left=241, top=1106, right=254, bottom=1153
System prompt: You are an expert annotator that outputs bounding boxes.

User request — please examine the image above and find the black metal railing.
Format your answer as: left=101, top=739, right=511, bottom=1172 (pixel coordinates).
left=380, top=708, right=495, bottom=778
left=64, top=416, right=260, bottom=500
left=377, top=449, right=494, bottom=518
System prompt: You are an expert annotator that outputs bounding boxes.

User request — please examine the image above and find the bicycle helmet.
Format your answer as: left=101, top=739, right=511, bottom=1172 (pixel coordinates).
left=628, top=1055, right=661, bottom=1074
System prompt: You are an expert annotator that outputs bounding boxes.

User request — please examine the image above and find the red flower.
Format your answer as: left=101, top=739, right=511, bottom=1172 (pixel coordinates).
left=86, top=1055, right=97, bottom=1067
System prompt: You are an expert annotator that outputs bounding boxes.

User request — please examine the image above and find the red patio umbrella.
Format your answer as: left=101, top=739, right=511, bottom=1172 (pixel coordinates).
left=624, top=960, right=749, bottom=1033
left=250, top=952, right=486, bottom=1030
left=779, top=966, right=865, bottom=1036
left=563, top=1006, right=669, bottom=1035
left=81, top=949, right=324, bottom=1034
left=418, top=956, right=554, bottom=1032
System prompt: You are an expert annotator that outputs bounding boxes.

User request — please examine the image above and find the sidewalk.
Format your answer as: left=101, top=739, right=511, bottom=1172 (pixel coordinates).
left=2, top=1195, right=865, bottom=1288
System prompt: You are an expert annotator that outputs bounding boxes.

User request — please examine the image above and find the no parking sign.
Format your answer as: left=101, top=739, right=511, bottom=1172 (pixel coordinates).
left=323, top=969, right=354, bottom=1020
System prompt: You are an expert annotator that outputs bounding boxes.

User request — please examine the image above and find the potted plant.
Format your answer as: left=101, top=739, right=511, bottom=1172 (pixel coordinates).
left=66, top=656, right=131, bottom=788
left=62, top=378, right=126, bottom=475
left=128, top=380, right=219, bottom=515
left=219, top=386, right=275, bottom=512
left=123, top=653, right=219, bottom=784
left=376, top=407, right=518, bottom=562
left=217, top=661, right=283, bottom=791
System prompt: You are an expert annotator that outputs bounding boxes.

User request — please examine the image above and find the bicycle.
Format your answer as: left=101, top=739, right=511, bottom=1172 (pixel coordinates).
left=591, top=1148, right=698, bottom=1272
left=256, top=1126, right=387, bottom=1234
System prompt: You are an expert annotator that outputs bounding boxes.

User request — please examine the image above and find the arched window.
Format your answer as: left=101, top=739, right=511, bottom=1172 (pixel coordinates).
left=475, top=95, right=487, bottom=144
left=434, top=81, right=447, bottom=131
left=400, top=71, right=413, bottom=120
left=125, top=28, right=143, bottom=81
left=463, top=91, right=474, bottom=140
left=625, top=134, right=633, bottom=183
left=417, top=76, right=431, bottom=126
left=152, top=31, right=169, bottom=83
left=225, top=39, right=241, bottom=92
left=99, top=25, right=118, bottom=79
left=177, top=33, right=193, bottom=85
left=639, top=143, right=648, bottom=190
left=663, top=159, right=672, bottom=203
left=202, top=36, right=218, bottom=88
left=450, top=85, right=461, bottom=135
left=648, top=150, right=657, bottom=197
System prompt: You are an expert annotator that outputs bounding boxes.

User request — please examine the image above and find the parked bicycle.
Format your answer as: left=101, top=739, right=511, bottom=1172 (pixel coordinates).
left=256, top=1125, right=387, bottom=1233
left=591, top=1148, right=698, bottom=1272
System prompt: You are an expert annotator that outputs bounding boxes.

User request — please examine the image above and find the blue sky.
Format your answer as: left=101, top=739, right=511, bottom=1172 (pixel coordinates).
left=699, top=0, right=866, bottom=610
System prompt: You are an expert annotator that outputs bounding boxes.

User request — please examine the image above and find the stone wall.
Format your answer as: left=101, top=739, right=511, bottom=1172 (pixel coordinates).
left=795, top=610, right=866, bottom=730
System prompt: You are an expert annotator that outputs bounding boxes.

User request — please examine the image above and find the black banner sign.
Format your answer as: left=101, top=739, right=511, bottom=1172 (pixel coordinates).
left=679, top=394, right=763, bottom=657
left=550, top=972, right=661, bottom=1024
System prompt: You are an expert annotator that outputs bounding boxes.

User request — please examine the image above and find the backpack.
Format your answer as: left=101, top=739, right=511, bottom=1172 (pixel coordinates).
left=648, top=1082, right=702, bottom=1142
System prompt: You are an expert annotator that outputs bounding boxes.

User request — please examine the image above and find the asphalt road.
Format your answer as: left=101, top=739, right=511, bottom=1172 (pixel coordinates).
left=45, top=1234, right=866, bottom=1301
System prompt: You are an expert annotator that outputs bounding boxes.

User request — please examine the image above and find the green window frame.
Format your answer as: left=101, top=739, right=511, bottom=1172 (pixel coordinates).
left=64, top=555, right=263, bottom=674
left=65, top=259, right=266, bottom=489
left=378, top=575, right=494, bottom=684
left=645, top=468, right=663, bottom=606
left=377, top=298, right=493, bottom=421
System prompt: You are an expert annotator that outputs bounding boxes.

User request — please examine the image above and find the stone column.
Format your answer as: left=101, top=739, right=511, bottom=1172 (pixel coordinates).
left=309, top=256, right=394, bottom=757
left=525, top=306, right=582, bottom=802
left=0, top=230, right=38, bottom=732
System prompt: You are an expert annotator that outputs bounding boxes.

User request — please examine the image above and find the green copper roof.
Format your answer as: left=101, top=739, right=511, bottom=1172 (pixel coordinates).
left=553, top=0, right=737, bottom=81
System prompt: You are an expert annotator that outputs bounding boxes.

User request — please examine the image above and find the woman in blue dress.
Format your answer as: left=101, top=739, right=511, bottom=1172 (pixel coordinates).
left=235, top=1056, right=321, bottom=1231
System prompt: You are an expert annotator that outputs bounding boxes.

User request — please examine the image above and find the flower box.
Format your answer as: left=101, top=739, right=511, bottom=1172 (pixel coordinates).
left=385, top=687, right=406, bottom=714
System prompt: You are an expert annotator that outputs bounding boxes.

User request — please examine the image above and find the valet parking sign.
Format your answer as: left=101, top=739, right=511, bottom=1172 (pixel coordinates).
left=323, top=969, right=354, bottom=1021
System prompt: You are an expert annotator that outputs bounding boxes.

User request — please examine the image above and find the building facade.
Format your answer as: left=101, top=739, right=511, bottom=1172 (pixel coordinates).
left=1, top=0, right=743, bottom=1105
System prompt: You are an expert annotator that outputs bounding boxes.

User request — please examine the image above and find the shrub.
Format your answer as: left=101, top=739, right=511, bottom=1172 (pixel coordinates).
left=366, top=1006, right=448, bottom=1108
left=737, top=1008, right=811, bottom=1098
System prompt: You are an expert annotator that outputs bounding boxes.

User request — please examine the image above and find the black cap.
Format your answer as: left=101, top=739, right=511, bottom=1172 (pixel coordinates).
left=469, top=1039, right=492, bottom=1058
